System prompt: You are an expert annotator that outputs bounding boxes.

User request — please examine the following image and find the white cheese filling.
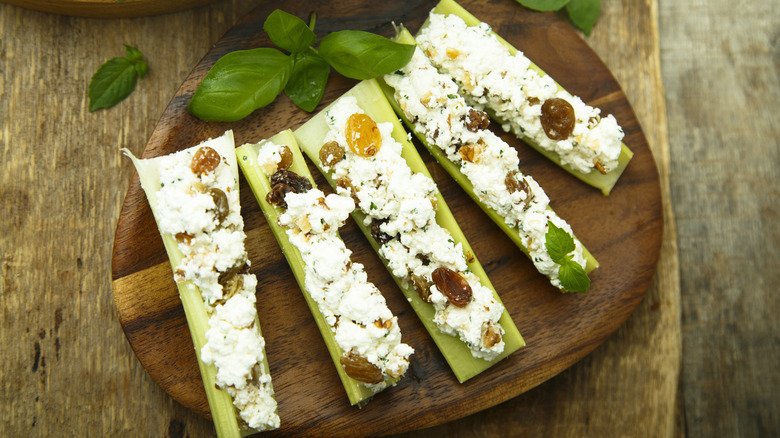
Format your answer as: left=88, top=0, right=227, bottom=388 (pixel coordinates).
left=322, top=97, right=506, bottom=360
left=155, top=143, right=279, bottom=431
left=258, top=142, right=413, bottom=387
left=417, top=12, right=623, bottom=175
left=384, top=47, right=586, bottom=290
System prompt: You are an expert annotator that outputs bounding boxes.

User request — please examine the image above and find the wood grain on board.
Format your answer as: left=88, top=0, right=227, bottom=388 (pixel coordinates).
left=110, top=1, right=662, bottom=436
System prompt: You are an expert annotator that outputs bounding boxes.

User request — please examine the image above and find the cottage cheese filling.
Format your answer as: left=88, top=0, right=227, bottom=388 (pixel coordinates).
left=154, top=142, right=279, bottom=431
left=321, top=97, right=506, bottom=360
left=417, top=13, right=624, bottom=175
left=384, top=46, right=586, bottom=290
left=258, top=142, right=413, bottom=388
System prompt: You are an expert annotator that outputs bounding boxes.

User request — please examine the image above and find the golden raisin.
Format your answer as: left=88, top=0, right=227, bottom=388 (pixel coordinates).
left=209, top=188, right=229, bottom=224
left=482, top=324, right=502, bottom=348
left=319, top=141, right=345, bottom=168
left=340, top=353, right=384, bottom=384
left=446, top=48, right=461, bottom=59
left=432, top=267, right=472, bottom=307
left=505, top=172, right=528, bottom=194
left=277, top=145, right=293, bottom=170
left=345, top=113, right=381, bottom=157
left=411, top=274, right=433, bottom=303
left=540, top=98, right=576, bottom=140
left=190, top=146, right=221, bottom=175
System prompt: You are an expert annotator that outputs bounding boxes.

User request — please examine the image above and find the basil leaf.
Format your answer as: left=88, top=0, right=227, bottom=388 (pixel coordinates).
left=514, top=0, right=571, bottom=12
left=284, top=50, right=330, bottom=112
left=88, top=57, right=139, bottom=112
left=318, top=30, right=415, bottom=80
left=188, top=48, right=293, bottom=122
left=565, top=0, right=600, bottom=35
left=264, top=9, right=316, bottom=53
left=545, top=220, right=576, bottom=263
left=124, top=45, right=144, bottom=62
left=558, top=256, right=590, bottom=293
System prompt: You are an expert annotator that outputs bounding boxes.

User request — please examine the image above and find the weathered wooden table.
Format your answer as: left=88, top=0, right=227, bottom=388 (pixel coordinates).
left=1, top=0, right=776, bottom=436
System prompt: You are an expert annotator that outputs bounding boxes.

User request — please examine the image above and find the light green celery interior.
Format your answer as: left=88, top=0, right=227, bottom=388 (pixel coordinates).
left=236, top=129, right=394, bottom=406
left=378, top=29, right=598, bottom=274
left=124, top=132, right=268, bottom=438
left=425, top=0, right=633, bottom=196
left=293, top=79, right=524, bottom=383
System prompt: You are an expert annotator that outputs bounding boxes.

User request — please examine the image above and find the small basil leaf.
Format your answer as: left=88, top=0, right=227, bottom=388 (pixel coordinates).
left=565, top=0, right=600, bottom=35
left=124, top=45, right=144, bottom=62
left=88, top=57, right=139, bottom=112
left=263, top=9, right=316, bottom=53
left=284, top=50, right=330, bottom=112
left=514, top=0, right=571, bottom=12
left=318, top=30, right=415, bottom=80
left=545, top=220, right=576, bottom=263
left=133, top=59, right=148, bottom=79
left=558, top=256, right=590, bottom=293
left=188, top=48, right=293, bottom=122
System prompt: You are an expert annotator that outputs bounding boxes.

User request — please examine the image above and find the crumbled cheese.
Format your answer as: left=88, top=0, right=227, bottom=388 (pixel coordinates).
left=322, top=97, right=506, bottom=360
left=154, top=138, right=279, bottom=431
left=417, top=12, right=623, bottom=175
left=384, top=45, right=586, bottom=290
left=259, top=142, right=413, bottom=385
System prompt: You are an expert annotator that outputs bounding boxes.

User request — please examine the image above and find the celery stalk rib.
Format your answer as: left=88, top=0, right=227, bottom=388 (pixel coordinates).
left=379, top=29, right=599, bottom=275
left=236, top=130, right=395, bottom=406
left=293, top=79, right=524, bottom=383
left=124, top=131, right=273, bottom=438
left=425, top=0, right=633, bottom=196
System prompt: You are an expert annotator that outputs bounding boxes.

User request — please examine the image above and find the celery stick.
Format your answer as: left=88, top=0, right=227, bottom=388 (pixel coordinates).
left=123, top=131, right=277, bottom=437
left=378, top=28, right=599, bottom=277
left=236, top=130, right=401, bottom=406
left=423, top=0, right=633, bottom=196
left=294, top=79, right=524, bottom=383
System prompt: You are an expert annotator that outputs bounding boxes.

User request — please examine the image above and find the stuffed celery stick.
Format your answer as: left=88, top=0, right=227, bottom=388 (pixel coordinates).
left=379, top=28, right=597, bottom=293
left=236, top=130, right=413, bottom=406
left=294, top=79, right=524, bottom=383
left=414, top=0, right=633, bottom=195
left=123, top=131, right=279, bottom=437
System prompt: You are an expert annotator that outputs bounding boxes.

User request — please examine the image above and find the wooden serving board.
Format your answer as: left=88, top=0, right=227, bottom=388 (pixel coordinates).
left=111, top=0, right=663, bottom=436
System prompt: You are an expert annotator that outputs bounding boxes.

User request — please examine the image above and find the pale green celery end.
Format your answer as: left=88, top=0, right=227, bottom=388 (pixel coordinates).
left=235, top=131, right=384, bottom=406
left=428, top=0, right=632, bottom=196
left=124, top=149, right=244, bottom=438
left=382, top=28, right=599, bottom=279
left=293, top=80, right=524, bottom=383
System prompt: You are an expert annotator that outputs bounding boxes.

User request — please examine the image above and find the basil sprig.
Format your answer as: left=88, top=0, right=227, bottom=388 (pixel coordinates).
left=188, top=9, right=415, bottom=121
left=545, top=220, right=590, bottom=293
left=516, top=0, right=601, bottom=35
left=88, top=45, right=148, bottom=112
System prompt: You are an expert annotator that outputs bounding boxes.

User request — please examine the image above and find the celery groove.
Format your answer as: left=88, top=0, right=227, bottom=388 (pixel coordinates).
left=421, top=0, right=633, bottom=196
left=236, top=130, right=405, bottom=406
left=123, top=131, right=278, bottom=437
left=378, top=29, right=599, bottom=290
left=294, top=79, right=524, bottom=383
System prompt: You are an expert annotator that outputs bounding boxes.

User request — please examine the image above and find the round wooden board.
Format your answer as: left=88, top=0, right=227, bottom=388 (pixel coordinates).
left=111, top=0, right=663, bottom=436
left=1, top=0, right=217, bottom=18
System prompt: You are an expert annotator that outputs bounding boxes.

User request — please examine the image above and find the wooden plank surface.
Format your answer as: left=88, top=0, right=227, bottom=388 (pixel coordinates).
left=4, top=0, right=749, bottom=435
left=659, top=1, right=780, bottom=436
